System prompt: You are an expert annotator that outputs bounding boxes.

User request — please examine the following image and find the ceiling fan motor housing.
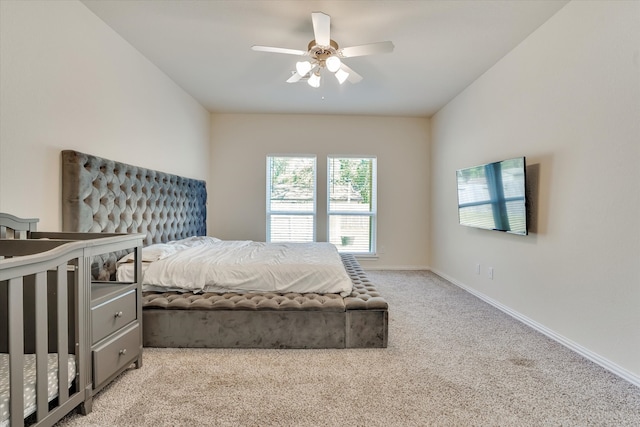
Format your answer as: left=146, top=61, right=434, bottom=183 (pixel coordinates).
left=308, top=39, right=341, bottom=64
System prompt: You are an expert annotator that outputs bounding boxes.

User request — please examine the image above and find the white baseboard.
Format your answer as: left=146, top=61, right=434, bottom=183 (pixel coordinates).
left=431, top=268, right=640, bottom=389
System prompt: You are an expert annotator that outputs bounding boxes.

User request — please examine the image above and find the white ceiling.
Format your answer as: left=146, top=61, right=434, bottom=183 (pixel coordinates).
left=81, top=0, right=568, bottom=117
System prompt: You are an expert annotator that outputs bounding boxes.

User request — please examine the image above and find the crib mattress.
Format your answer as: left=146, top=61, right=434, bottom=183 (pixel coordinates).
left=0, top=353, right=76, bottom=427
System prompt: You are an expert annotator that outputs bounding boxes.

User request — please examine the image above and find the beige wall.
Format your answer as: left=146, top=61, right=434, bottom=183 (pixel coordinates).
left=2, top=0, right=637, bottom=386
left=430, top=1, right=639, bottom=384
left=0, top=0, right=210, bottom=231
left=210, top=114, right=430, bottom=269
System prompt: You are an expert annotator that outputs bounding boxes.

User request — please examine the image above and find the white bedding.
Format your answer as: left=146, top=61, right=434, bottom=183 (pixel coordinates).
left=116, top=236, right=354, bottom=296
left=0, top=353, right=76, bottom=427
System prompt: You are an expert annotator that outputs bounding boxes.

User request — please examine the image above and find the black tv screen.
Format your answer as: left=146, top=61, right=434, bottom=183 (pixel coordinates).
left=456, top=157, right=528, bottom=235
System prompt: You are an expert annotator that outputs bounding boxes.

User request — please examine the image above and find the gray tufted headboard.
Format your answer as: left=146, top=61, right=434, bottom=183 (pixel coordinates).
left=61, top=150, right=207, bottom=278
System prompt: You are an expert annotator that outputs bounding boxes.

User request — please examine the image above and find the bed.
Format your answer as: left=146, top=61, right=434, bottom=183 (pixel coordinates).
left=61, top=149, right=388, bottom=349
left=0, top=212, right=144, bottom=427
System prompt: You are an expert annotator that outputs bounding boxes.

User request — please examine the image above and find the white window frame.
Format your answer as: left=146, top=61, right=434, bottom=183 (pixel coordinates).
left=266, top=155, right=317, bottom=242
left=327, top=155, right=377, bottom=255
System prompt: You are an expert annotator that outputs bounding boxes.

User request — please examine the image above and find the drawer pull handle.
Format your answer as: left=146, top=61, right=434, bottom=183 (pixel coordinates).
left=114, top=311, right=123, bottom=318
left=119, top=348, right=127, bottom=356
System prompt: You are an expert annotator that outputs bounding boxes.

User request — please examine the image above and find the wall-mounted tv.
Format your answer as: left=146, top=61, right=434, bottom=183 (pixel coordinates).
left=456, top=157, right=528, bottom=235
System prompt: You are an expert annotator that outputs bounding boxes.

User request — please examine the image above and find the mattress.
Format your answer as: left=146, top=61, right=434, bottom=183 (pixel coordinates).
left=0, top=353, right=76, bottom=427
left=116, top=237, right=354, bottom=296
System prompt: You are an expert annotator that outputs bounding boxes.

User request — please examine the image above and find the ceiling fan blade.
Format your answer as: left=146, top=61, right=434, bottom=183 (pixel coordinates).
left=286, top=64, right=318, bottom=83
left=311, top=12, right=331, bottom=46
left=286, top=72, right=303, bottom=83
left=340, top=41, right=394, bottom=58
left=251, top=45, right=307, bottom=56
left=340, top=63, right=363, bottom=84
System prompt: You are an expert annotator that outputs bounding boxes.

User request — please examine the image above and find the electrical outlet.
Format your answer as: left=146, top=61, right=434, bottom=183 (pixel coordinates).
left=475, top=263, right=480, bottom=275
left=488, top=267, right=494, bottom=280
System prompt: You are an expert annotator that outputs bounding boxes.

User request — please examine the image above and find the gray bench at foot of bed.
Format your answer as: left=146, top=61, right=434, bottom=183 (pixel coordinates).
left=141, top=254, right=388, bottom=349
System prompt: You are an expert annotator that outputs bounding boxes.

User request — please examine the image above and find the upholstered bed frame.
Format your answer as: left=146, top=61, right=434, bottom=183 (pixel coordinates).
left=61, top=150, right=388, bottom=348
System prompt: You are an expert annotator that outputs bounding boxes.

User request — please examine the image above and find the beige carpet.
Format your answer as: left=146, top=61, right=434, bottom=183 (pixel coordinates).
left=59, top=271, right=640, bottom=426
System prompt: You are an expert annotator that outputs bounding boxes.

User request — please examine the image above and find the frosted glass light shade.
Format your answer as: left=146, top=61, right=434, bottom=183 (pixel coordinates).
left=308, top=73, right=321, bottom=88
left=326, top=56, right=341, bottom=72
left=296, top=61, right=312, bottom=76
left=335, top=68, right=349, bottom=84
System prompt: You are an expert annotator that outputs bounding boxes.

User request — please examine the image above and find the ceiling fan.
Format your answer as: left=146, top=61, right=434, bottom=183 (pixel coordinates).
left=251, top=12, right=394, bottom=88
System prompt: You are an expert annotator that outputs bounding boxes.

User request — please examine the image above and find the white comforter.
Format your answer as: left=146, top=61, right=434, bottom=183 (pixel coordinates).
left=116, top=236, right=353, bottom=296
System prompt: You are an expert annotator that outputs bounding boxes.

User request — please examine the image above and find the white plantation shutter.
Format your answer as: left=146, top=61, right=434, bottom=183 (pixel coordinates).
left=327, top=156, right=377, bottom=254
left=266, top=155, right=316, bottom=242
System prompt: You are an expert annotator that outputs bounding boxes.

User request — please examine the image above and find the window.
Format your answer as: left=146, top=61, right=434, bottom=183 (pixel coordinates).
left=266, top=155, right=316, bottom=242
left=327, top=156, right=377, bottom=254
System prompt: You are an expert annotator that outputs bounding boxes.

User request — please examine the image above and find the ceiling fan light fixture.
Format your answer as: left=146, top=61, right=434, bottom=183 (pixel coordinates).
left=325, top=55, right=341, bottom=73
left=296, top=61, right=312, bottom=76
left=308, top=72, right=321, bottom=88
left=252, top=12, right=394, bottom=88
left=335, top=68, right=349, bottom=84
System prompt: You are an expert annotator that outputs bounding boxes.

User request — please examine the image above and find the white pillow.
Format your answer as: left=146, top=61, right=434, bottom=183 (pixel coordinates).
left=116, top=243, right=179, bottom=266
left=116, top=237, right=222, bottom=266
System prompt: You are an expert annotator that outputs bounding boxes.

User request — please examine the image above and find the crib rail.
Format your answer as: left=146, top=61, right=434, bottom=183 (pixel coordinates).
left=1, top=248, right=84, bottom=427
left=0, top=213, right=38, bottom=240
left=0, top=213, right=144, bottom=427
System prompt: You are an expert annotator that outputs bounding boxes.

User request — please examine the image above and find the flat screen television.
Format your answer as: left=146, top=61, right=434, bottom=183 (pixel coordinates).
left=456, top=157, right=528, bottom=235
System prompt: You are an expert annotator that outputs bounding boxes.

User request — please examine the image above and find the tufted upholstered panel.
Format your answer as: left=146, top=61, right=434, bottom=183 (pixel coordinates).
left=141, top=254, right=388, bottom=312
left=61, top=150, right=206, bottom=279
left=62, top=150, right=206, bottom=243
left=342, top=254, right=388, bottom=310
left=143, top=292, right=346, bottom=311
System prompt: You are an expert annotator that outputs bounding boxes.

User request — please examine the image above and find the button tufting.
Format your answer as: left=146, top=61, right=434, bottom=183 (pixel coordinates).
left=140, top=255, right=386, bottom=313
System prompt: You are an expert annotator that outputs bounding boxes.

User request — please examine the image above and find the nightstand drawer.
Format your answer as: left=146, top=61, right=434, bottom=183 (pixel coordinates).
left=92, top=289, right=137, bottom=344
left=93, top=323, right=140, bottom=387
